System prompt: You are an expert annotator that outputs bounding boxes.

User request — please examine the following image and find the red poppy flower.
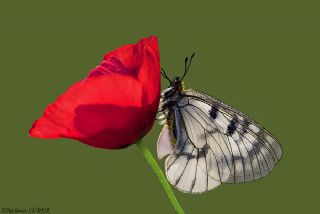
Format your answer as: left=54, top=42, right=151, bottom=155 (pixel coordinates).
left=29, top=36, right=160, bottom=149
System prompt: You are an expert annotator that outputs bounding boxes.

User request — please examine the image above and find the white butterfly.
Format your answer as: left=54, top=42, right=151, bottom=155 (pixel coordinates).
left=157, top=54, right=282, bottom=194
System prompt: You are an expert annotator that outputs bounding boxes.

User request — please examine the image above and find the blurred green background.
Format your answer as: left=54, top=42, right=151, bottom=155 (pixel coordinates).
left=0, top=1, right=319, bottom=213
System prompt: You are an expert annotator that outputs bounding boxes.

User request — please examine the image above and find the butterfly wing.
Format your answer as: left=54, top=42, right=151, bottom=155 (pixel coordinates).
left=165, top=89, right=282, bottom=193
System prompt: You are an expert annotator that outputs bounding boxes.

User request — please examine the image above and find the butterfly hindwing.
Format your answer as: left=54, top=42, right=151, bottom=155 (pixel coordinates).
left=164, top=89, right=282, bottom=193
left=165, top=107, right=232, bottom=193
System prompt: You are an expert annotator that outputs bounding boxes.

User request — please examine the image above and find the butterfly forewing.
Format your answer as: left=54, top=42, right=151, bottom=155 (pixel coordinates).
left=164, top=89, right=282, bottom=193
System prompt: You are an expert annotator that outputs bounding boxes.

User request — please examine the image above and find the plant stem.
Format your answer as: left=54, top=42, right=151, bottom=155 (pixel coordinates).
left=136, top=140, right=186, bottom=214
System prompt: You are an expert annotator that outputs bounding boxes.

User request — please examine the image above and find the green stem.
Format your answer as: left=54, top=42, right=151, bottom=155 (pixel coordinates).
left=136, top=140, right=186, bottom=214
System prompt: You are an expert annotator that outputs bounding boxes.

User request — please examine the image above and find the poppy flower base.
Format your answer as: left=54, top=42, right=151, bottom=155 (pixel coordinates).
left=136, top=140, right=185, bottom=214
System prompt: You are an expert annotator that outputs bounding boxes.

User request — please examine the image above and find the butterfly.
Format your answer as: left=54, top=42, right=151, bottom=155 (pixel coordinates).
left=157, top=53, right=282, bottom=194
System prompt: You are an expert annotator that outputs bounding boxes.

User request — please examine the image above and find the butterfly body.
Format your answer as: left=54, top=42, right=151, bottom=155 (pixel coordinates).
left=157, top=75, right=282, bottom=194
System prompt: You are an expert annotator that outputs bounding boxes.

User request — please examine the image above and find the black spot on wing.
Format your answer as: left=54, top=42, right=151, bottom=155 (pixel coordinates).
left=247, top=143, right=257, bottom=157
left=198, top=145, right=209, bottom=158
left=242, top=118, right=250, bottom=133
left=233, top=155, right=242, bottom=161
left=227, top=117, right=238, bottom=135
left=187, top=153, right=197, bottom=160
left=209, top=105, right=219, bottom=119
left=176, top=147, right=209, bottom=161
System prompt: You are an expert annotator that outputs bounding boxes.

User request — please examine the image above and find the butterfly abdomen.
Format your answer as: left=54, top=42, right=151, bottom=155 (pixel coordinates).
left=167, top=111, right=177, bottom=146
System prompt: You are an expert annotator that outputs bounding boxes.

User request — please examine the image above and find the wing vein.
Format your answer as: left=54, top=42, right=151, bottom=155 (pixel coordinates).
left=175, top=148, right=195, bottom=186
left=191, top=149, right=199, bottom=193
left=205, top=130, right=222, bottom=183
left=182, top=107, right=232, bottom=172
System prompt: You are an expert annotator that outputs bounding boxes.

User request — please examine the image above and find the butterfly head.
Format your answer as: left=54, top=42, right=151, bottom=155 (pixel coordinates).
left=171, top=76, right=185, bottom=92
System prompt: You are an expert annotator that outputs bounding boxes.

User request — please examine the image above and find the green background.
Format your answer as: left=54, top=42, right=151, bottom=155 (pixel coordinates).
left=1, top=1, right=319, bottom=213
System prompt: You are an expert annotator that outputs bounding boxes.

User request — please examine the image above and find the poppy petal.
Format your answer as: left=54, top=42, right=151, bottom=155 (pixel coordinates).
left=30, top=74, right=146, bottom=149
left=87, top=36, right=160, bottom=133
left=30, top=36, right=160, bottom=149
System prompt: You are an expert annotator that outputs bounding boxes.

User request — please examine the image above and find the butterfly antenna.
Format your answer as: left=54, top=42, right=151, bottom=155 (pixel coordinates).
left=181, top=52, right=195, bottom=80
left=161, top=68, right=171, bottom=83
